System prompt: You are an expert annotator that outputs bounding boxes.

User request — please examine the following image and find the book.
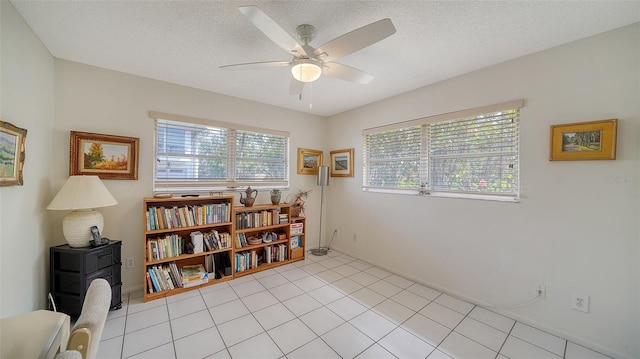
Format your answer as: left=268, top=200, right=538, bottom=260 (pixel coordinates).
left=146, top=272, right=154, bottom=293
left=148, top=267, right=162, bottom=292
left=191, top=231, right=204, bottom=254
left=181, top=264, right=208, bottom=287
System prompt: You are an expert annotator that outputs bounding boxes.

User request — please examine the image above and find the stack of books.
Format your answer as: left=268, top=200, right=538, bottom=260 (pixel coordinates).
left=180, top=264, right=208, bottom=288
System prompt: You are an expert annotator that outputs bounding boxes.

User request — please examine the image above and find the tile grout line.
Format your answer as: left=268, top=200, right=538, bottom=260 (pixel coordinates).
left=495, top=317, right=517, bottom=358
left=201, top=286, right=233, bottom=358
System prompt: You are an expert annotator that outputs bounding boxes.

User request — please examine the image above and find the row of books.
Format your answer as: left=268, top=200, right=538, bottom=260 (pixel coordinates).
left=235, top=209, right=284, bottom=229
left=235, top=243, right=289, bottom=273
left=236, top=233, right=250, bottom=248
left=235, top=250, right=258, bottom=272
left=204, top=230, right=231, bottom=251
left=147, top=234, right=183, bottom=261
left=146, top=203, right=231, bottom=231
left=147, top=263, right=209, bottom=293
left=264, top=244, right=288, bottom=263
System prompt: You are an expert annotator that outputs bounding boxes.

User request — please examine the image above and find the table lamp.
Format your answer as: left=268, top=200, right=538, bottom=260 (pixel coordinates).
left=47, top=175, right=118, bottom=247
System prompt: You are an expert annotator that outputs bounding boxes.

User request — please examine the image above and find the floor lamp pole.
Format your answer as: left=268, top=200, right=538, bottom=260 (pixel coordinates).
left=311, top=166, right=329, bottom=256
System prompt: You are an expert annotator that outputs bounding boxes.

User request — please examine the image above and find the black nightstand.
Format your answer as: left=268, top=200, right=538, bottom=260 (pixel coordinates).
left=50, top=239, right=122, bottom=316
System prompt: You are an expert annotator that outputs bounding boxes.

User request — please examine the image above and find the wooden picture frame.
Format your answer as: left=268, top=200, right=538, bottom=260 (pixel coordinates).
left=329, top=148, right=354, bottom=177
left=70, top=131, right=139, bottom=179
left=297, top=148, right=323, bottom=175
left=0, top=121, right=27, bottom=186
left=550, top=119, right=617, bottom=161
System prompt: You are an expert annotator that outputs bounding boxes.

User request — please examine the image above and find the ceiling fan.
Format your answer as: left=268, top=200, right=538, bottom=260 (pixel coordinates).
left=220, top=5, right=396, bottom=96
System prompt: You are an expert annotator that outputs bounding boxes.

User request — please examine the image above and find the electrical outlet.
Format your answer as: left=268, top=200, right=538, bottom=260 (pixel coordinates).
left=571, top=293, right=589, bottom=313
left=126, top=257, right=134, bottom=268
left=534, top=283, right=546, bottom=298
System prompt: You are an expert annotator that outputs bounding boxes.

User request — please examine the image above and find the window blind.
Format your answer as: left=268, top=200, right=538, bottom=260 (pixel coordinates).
left=363, top=100, right=522, bottom=201
left=153, top=114, right=289, bottom=192
left=363, top=126, right=422, bottom=190
left=428, top=109, right=519, bottom=196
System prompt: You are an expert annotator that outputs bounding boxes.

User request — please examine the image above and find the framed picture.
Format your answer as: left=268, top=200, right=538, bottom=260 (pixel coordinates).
left=70, top=131, right=139, bottom=179
left=329, top=148, right=354, bottom=177
left=297, top=148, right=323, bottom=175
left=0, top=121, right=27, bottom=186
left=550, top=119, right=617, bottom=161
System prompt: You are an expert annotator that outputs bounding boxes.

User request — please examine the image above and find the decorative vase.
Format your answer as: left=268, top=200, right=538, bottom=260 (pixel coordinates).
left=270, top=189, right=281, bottom=205
left=239, top=186, right=258, bottom=207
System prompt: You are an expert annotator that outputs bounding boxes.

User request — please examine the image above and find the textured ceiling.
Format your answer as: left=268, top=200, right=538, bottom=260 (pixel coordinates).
left=10, top=1, right=640, bottom=117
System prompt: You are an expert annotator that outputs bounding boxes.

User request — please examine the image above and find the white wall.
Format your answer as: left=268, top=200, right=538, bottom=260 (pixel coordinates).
left=325, top=23, right=639, bottom=359
left=0, top=0, right=55, bottom=317
left=53, top=60, right=327, bottom=295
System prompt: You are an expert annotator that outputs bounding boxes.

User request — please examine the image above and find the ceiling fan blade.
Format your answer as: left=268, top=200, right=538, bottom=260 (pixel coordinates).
left=220, top=61, right=291, bottom=70
left=239, top=6, right=307, bottom=57
left=322, top=62, right=375, bottom=84
left=313, top=18, right=396, bottom=63
left=289, top=78, right=306, bottom=96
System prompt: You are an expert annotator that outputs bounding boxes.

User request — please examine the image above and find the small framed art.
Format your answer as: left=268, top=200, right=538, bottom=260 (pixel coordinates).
left=329, top=148, right=354, bottom=177
left=0, top=121, right=27, bottom=186
left=549, top=119, right=617, bottom=161
left=297, top=148, right=323, bottom=175
left=70, top=131, right=139, bottom=179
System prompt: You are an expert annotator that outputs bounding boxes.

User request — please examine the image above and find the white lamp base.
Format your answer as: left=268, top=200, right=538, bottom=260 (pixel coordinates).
left=62, top=210, right=104, bottom=247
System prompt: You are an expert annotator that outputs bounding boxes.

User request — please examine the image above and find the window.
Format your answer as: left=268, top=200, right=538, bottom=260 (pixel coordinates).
left=363, top=100, right=522, bottom=201
left=151, top=112, right=289, bottom=192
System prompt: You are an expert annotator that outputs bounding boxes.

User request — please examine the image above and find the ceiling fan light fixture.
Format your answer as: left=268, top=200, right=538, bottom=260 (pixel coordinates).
left=291, top=59, right=321, bottom=83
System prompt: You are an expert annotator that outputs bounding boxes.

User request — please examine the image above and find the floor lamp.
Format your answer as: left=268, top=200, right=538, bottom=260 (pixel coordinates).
left=310, top=166, right=329, bottom=256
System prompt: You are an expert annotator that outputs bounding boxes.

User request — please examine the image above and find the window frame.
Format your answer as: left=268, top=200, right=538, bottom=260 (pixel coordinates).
left=151, top=111, right=290, bottom=193
left=363, top=100, right=523, bottom=202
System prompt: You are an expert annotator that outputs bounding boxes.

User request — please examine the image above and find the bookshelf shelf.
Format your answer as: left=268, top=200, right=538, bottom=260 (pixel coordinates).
left=142, top=196, right=306, bottom=302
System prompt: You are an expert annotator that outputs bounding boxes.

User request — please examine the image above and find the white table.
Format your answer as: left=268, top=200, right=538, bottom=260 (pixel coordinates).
left=0, top=309, right=70, bottom=359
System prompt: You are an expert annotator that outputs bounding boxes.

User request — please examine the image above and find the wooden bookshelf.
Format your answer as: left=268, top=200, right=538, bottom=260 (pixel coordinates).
left=142, top=196, right=234, bottom=302
left=232, top=203, right=306, bottom=277
left=142, top=197, right=306, bottom=301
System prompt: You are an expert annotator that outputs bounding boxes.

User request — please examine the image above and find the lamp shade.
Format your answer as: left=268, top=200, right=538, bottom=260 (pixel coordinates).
left=291, top=59, right=322, bottom=83
left=47, top=175, right=118, bottom=210
left=317, top=166, right=329, bottom=187
left=47, top=176, right=117, bottom=247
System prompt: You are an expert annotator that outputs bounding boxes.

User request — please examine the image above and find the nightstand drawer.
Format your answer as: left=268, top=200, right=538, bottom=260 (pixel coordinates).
left=86, top=245, right=121, bottom=273
left=86, top=266, right=121, bottom=287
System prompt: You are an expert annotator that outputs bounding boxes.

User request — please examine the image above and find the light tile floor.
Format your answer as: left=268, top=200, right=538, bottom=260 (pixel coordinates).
left=98, top=251, right=611, bottom=359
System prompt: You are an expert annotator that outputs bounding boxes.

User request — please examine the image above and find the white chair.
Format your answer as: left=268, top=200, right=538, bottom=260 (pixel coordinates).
left=56, top=278, right=112, bottom=359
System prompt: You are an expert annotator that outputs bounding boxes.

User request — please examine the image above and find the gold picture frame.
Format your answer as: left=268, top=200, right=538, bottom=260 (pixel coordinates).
left=0, top=121, right=27, bottom=186
left=550, top=119, right=617, bottom=161
left=297, top=148, right=323, bottom=175
left=329, top=148, right=354, bottom=177
left=70, top=131, right=139, bottom=179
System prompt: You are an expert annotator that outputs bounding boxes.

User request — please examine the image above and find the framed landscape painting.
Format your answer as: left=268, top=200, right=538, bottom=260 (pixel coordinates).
left=550, top=119, right=617, bottom=161
left=0, top=121, right=27, bottom=186
left=330, top=148, right=354, bottom=177
left=70, top=131, right=139, bottom=179
left=297, top=148, right=323, bottom=175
